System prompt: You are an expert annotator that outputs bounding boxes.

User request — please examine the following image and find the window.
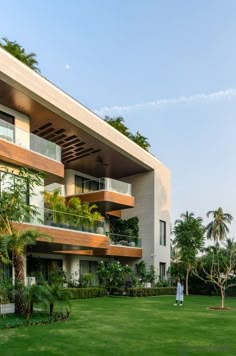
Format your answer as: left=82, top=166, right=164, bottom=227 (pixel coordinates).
left=0, top=110, right=15, bottom=142
left=27, top=256, right=63, bottom=280
left=160, top=220, right=166, bottom=246
left=0, top=110, right=14, bottom=125
left=159, top=262, right=166, bottom=282
left=75, top=175, right=100, bottom=194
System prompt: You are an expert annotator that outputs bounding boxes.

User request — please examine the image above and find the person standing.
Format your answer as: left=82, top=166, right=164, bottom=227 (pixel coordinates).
left=174, top=277, right=184, bottom=306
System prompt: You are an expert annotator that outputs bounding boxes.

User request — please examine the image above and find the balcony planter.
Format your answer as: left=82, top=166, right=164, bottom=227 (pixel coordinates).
left=0, top=303, right=15, bottom=315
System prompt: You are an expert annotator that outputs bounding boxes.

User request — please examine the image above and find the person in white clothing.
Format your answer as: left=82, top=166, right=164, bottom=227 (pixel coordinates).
left=174, top=277, right=184, bottom=306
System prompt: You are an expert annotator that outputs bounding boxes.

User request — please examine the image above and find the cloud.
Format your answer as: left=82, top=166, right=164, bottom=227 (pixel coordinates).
left=65, top=64, right=70, bottom=70
left=94, top=88, right=236, bottom=116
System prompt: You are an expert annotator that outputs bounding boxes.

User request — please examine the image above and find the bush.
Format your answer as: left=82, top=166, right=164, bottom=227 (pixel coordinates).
left=62, top=287, right=106, bottom=300
left=96, top=261, right=131, bottom=294
left=0, top=311, right=71, bottom=330
left=0, top=276, right=14, bottom=303
left=127, top=287, right=175, bottom=297
left=188, top=275, right=219, bottom=296
left=225, top=287, right=236, bottom=297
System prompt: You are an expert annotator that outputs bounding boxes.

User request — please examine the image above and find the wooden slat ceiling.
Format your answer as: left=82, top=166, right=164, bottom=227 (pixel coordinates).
left=0, top=79, right=150, bottom=179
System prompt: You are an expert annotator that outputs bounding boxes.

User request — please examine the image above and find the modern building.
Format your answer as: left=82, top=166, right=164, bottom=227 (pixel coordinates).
left=0, top=47, right=171, bottom=284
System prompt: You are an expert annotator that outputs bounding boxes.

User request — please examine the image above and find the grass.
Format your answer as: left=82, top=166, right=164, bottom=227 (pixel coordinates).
left=0, top=295, right=236, bottom=355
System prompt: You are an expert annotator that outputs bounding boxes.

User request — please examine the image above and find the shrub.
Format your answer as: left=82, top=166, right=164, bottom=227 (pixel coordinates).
left=62, top=287, right=106, bottom=300
left=127, top=287, right=175, bottom=297
left=0, top=275, right=14, bottom=303
left=188, top=274, right=219, bottom=296
left=97, top=261, right=131, bottom=294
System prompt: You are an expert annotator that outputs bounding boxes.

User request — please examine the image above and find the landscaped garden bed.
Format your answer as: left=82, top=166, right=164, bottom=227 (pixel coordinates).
left=0, top=310, right=70, bottom=329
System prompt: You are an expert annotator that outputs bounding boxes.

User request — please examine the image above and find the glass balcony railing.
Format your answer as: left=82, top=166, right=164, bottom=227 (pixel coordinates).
left=43, top=208, right=106, bottom=234
left=0, top=119, right=61, bottom=162
left=77, top=177, right=132, bottom=196
left=108, top=233, right=141, bottom=248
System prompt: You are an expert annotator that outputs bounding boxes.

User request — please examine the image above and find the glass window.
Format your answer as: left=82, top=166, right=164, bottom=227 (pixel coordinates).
left=0, top=110, right=14, bottom=125
left=159, top=262, right=166, bottom=281
left=75, top=175, right=99, bottom=194
left=160, top=220, right=166, bottom=246
left=75, top=176, right=83, bottom=194
left=0, top=111, right=15, bottom=142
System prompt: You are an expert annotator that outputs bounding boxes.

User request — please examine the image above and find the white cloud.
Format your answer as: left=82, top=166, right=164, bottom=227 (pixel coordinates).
left=65, top=64, right=70, bottom=70
left=94, top=88, right=236, bottom=116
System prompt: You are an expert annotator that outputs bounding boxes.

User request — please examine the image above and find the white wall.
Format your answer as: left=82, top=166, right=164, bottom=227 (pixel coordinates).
left=121, top=165, right=171, bottom=279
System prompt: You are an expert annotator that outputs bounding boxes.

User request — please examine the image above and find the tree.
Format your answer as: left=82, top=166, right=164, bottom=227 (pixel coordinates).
left=45, top=282, right=69, bottom=316
left=0, top=37, right=40, bottom=73
left=104, top=116, right=151, bottom=151
left=104, top=116, right=130, bottom=136
left=192, top=240, right=236, bottom=308
left=206, top=207, right=233, bottom=242
left=44, top=189, right=67, bottom=224
left=130, top=131, right=150, bottom=151
left=23, top=284, right=48, bottom=319
left=0, top=167, right=49, bottom=315
left=173, top=211, right=205, bottom=295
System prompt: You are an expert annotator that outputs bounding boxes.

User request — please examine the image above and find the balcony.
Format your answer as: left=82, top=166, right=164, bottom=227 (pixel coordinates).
left=43, top=208, right=106, bottom=235
left=0, top=119, right=63, bottom=178
left=13, top=207, right=142, bottom=257
left=13, top=208, right=109, bottom=250
left=0, top=118, right=61, bottom=161
left=71, top=177, right=135, bottom=213
left=108, top=233, right=142, bottom=248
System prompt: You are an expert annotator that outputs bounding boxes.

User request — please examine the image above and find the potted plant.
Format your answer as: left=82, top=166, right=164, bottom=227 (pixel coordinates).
left=44, top=189, right=67, bottom=227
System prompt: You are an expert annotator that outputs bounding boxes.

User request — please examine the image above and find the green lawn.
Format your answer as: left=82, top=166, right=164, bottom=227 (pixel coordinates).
left=0, top=295, right=236, bottom=356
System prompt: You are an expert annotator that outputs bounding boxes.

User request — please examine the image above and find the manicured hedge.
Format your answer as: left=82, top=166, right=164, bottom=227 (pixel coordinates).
left=127, top=287, right=175, bottom=297
left=62, top=287, right=175, bottom=299
left=62, top=287, right=106, bottom=300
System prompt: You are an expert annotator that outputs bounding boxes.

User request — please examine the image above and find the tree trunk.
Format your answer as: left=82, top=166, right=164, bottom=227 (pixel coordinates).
left=13, top=252, right=26, bottom=315
left=50, top=303, right=54, bottom=316
left=185, top=267, right=190, bottom=296
left=25, top=305, right=31, bottom=320
left=220, top=287, right=225, bottom=309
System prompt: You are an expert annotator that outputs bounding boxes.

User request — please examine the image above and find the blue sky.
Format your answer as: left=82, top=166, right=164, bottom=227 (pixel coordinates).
left=1, top=0, right=236, bottom=236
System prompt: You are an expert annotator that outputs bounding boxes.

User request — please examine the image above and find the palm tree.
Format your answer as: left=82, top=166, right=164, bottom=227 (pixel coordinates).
left=66, top=196, right=83, bottom=227
left=80, top=201, right=103, bottom=232
left=2, top=229, right=50, bottom=315
left=44, top=189, right=66, bottom=224
left=175, top=211, right=195, bottom=224
left=0, top=167, right=50, bottom=314
left=0, top=37, right=40, bottom=73
left=23, top=283, right=49, bottom=319
left=45, top=283, right=69, bottom=316
left=173, top=211, right=205, bottom=295
left=206, top=207, right=233, bottom=242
